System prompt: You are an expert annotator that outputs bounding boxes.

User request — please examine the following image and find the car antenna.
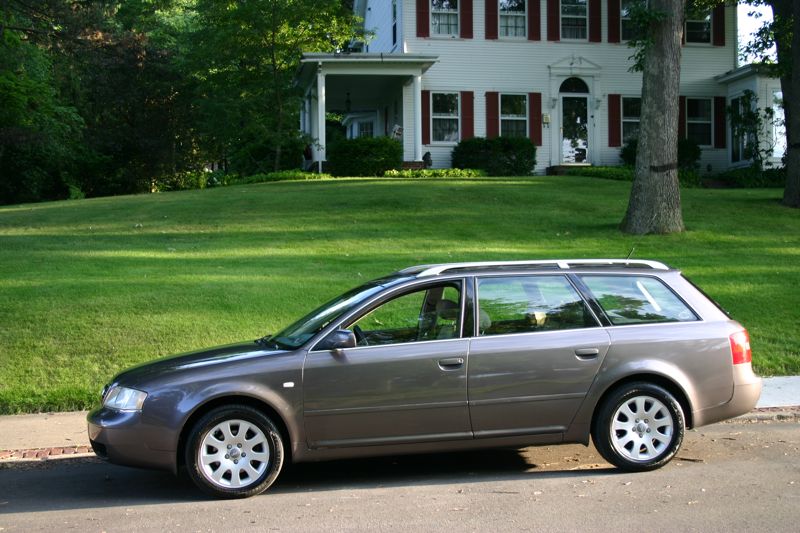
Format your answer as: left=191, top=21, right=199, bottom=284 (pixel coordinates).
left=625, top=247, right=636, bottom=265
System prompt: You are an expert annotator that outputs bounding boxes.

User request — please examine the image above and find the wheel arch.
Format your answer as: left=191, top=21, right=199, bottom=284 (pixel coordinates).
left=592, top=373, right=694, bottom=430
left=176, top=395, right=293, bottom=472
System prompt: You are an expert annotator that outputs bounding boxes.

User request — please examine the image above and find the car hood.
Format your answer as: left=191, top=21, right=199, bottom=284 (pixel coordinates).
left=112, top=342, right=287, bottom=388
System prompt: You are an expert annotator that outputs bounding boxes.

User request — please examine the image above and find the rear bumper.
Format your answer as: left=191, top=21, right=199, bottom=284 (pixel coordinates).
left=87, top=407, right=177, bottom=474
left=693, top=365, right=762, bottom=427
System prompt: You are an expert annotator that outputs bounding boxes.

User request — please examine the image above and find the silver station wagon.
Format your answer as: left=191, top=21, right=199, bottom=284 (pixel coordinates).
left=88, top=259, right=762, bottom=498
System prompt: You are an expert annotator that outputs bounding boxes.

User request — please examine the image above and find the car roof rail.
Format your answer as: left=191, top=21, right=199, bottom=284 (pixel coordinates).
left=398, top=259, right=671, bottom=278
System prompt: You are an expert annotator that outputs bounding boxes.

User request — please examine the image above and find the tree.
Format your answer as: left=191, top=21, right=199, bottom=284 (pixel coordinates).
left=620, top=0, right=686, bottom=234
left=188, top=0, right=361, bottom=174
left=743, top=1, right=798, bottom=207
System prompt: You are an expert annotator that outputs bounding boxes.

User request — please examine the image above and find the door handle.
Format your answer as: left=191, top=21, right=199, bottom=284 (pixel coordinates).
left=575, top=348, right=599, bottom=359
left=438, top=357, right=465, bottom=370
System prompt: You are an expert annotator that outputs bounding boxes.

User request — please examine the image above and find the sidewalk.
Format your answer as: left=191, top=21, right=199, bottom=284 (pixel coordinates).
left=1, top=377, right=798, bottom=460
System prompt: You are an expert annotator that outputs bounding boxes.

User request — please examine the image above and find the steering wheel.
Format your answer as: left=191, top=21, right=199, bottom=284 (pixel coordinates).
left=353, top=325, right=368, bottom=346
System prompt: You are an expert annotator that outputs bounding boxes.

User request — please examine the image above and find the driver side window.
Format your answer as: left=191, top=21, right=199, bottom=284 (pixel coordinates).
left=349, top=283, right=462, bottom=347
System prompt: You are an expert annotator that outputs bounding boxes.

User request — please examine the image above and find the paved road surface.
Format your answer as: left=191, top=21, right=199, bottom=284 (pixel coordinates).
left=1, top=422, right=798, bottom=532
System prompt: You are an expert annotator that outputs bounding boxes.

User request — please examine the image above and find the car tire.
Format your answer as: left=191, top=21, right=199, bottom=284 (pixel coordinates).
left=185, top=404, right=284, bottom=498
left=592, top=382, right=685, bottom=472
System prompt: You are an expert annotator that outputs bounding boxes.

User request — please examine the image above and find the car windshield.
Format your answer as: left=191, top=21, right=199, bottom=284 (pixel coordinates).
left=268, top=276, right=410, bottom=349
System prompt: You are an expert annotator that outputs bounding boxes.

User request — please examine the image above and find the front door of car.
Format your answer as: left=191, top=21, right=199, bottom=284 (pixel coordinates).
left=468, top=274, right=610, bottom=438
left=303, top=281, right=472, bottom=448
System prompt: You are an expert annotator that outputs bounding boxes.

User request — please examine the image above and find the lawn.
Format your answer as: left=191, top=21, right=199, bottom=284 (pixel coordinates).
left=0, top=176, right=798, bottom=414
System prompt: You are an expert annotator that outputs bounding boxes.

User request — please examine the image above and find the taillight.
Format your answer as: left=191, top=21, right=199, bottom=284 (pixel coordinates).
left=729, top=329, right=752, bottom=365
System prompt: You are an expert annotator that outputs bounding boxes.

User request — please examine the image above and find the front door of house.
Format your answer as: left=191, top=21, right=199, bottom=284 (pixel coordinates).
left=561, top=95, right=589, bottom=163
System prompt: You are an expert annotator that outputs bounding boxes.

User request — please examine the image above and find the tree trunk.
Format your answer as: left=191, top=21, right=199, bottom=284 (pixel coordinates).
left=774, top=0, right=799, bottom=207
left=620, top=0, right=685, bottom=234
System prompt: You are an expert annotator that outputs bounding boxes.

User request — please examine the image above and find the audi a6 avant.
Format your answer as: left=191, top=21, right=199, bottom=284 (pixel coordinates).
left=88, top=259, right=761, bottom=498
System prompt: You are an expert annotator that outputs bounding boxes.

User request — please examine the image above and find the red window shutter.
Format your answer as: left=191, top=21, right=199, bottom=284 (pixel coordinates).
left=461, top=0, right=474, bottom=39
left=589, top=0, right=601, bottom=42
left=486, top=92, right=499, bottom=139
left=485, top=0, right=498, bottom=39
left=607, top=0, right=620, bottom=43
left=529, top=92, right=543, bottom=146
left=461, top=91, right=475, bottom=140
left=547, top=0, right=559, bottom=41
left=422, top=90, right=431, bottom=145
left=678, top=96, right=686, bottom=139
left=712, top=5, right=725, bottom=47
left=529, top=0, right=541, bottom=41
left=417, top=0, right=430, bottom=38
left=608, top=94, right=621, bottom=147
left=714, top=96, right=727, bottom=148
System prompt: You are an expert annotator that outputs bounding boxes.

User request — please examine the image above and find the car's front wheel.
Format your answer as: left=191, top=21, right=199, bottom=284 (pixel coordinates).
left=592, top=382, right=685, bottom=472
left=185, top=405, right=284, bottom=498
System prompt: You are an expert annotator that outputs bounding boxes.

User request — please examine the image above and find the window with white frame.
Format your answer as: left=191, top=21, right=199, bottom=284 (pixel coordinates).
left=622, top=97, right=641, bottom=141
left=431, top=0, right=459, bottom=36
left=686, top=98, right=712, bottom=146
left=621, top=0, right=644, bottom=41
left=432, top=92, right=460, bottom=142
left=561, top=0, right=588, bottom=40
left=358, top=121, right=374, bottom=138
left=500, top=0, right=526, bottom=38
left=501, top=94, right=528, bottom=137
left=685, top=10, right=711, bottom=43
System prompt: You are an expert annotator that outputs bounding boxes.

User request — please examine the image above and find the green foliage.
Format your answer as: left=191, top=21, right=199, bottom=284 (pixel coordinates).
left=384, top=168, right=487, bottom=178
left=328, top=137, right=403, bottom=177
left=727, top=89, right=781, bottom=170
left=451, top=137, right=537, bottom=176
left=715, top=167, right=786, bottom=188
left=619, top=138, right=702, bottom=171
left=236, top=170, right=333, bottom=183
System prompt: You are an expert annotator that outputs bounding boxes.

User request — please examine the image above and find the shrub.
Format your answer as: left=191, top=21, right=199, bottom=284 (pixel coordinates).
left=236, top=170, right=332, bottom=183
left=452, top=137, right=537, bottom=176
left=714, top=166, right=786, bottom=188
left=619, top=138, right=702, bottom=171
left=383, top=168, right=486, bottom=178
left=327, top=137, right=402, bottom=177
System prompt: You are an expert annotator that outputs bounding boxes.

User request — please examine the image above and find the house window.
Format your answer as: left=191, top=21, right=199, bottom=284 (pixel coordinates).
left=501, top=94, right=528, bottom=137
left=358, top=121, right=374, bottom=138
left=685, top=11, right=711, bottom=43
left=500, top=0, right=526, bottom=38
left=686, top=98, right=712, bottom=146
left=622, top=97, right=641, bottom=141
left=561, top=0, right=587, bottom=40
left=621, top=0, right=644, bottom=41
left=392, top=0, right=398, bottom=46
left=431, top=0, right=459, bottom=36
left=432, top=92, right=460, bottom=142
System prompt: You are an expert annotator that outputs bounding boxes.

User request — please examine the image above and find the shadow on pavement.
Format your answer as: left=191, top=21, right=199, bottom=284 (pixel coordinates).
left=0, top=447, right=616, bottom=513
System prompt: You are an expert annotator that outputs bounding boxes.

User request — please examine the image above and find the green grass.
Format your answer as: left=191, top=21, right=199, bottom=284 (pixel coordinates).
left=1, top=176, right=798, bottom=413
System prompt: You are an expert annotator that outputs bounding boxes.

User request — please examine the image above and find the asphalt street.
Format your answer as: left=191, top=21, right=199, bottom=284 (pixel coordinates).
left=1, top=420, right=798, bottom=532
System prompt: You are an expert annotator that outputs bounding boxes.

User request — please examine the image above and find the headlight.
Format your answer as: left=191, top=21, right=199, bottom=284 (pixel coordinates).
left=103, top=385, right=147, bottom=411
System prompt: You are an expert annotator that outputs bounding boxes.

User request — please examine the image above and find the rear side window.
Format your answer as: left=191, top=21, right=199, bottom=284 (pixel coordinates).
left=477, top=275, right=598, bottom=336
left=580, top=275, right=698, bottom=325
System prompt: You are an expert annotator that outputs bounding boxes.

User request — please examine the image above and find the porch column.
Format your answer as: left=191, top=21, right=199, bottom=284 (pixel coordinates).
left=413, top=74, right=423, bottom=161
left=316, top=68, right=326, bottom=173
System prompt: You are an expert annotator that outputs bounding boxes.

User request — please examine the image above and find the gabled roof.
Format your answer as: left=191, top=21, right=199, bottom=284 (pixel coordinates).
left=296, top=53, right=439, bottom=88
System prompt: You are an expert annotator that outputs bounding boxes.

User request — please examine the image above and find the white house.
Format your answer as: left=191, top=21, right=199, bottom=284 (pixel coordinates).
left=296, top=0, right=784, bottom=174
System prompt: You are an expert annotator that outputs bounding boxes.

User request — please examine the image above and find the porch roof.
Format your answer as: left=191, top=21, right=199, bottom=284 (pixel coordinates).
left=296, top=53, right=438, bottom=87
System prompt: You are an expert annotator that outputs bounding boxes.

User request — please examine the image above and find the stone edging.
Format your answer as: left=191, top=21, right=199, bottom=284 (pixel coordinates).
left=0, top=445, right=92, bottom=461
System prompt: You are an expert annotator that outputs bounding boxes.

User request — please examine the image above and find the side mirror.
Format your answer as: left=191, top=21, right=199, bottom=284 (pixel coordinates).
left=315, top=329, right=356, bottom=352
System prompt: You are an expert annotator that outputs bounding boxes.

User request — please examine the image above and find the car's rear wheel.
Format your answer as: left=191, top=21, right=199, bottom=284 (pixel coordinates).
left=592, top=382, right=685, bottom=471
left=186, top=405, right=284, bottom=498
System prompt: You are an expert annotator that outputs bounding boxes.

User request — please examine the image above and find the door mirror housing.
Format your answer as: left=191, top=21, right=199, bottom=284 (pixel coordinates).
left=316, top=329, right=357, bottom=352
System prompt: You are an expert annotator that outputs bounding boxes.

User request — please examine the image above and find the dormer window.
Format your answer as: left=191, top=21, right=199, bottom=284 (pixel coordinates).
left=431, top=0, right=459, bottom=36
left=561, top=0, right=588, bottom=40
left=500, top=0, right=526, bottom=38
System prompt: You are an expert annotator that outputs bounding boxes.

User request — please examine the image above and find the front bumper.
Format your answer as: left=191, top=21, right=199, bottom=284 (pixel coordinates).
left=87, top=407, right=177, bottom=474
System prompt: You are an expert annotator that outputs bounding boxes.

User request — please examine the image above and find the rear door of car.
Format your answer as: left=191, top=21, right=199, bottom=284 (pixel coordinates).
left=467, top=274, right=610, bottom=438
left=303, top=280, right=473, bottom=449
